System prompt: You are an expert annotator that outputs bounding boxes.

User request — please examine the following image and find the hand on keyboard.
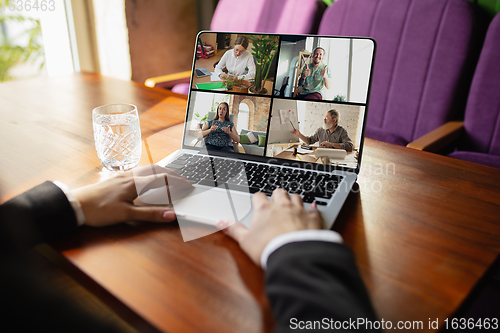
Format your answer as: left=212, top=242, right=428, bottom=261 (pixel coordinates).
left=73, top=165, right=192, bottom=227
left=217, top=188, right=322, bottom=267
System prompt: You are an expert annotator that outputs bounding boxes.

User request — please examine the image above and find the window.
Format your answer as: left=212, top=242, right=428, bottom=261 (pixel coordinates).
left=237, top=102, right=249, bottom=133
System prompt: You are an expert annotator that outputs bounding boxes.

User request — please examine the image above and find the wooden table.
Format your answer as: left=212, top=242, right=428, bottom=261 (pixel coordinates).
left=1, top=73, right=500, bottom=333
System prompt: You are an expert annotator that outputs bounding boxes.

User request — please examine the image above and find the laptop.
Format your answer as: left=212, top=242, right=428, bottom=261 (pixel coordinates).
left=195, top=67, right=211, bottom=78
left=142, top=32, right=376, bottom=241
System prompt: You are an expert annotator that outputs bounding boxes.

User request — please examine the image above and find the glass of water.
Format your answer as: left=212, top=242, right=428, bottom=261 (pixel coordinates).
left=92, top=104, right=142, bottom=171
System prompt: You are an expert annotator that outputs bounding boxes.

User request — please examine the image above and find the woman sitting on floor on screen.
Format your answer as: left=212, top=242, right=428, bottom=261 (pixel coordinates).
left=198, top=102, right=239, bottom=152
left=214, top=36, right=256, bottom=81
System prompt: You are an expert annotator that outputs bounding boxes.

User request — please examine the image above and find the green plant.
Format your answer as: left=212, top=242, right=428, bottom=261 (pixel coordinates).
left=222, top=74, right=247, bottom=90
left=0, top=9, right=45, bottom=82
left=194, top=112, right=208, bottom=123
left=333, top=94, right=347, bottom=102
left=247, top=35, right=278, bottom=93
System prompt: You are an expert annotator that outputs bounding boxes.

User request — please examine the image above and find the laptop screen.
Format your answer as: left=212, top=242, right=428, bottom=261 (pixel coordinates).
left=182, top=32, right=375, bottom=174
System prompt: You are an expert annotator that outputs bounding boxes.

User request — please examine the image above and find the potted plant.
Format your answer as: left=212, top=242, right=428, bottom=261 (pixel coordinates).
left=333, top=94, right=347, bottom=102
left=247, top=35, right=278, bottom=94
left=0, top=13, right=45, bottom=82
left=222, top=75, right=251, bottom=93
left=194, top=112, right=208, bottom=129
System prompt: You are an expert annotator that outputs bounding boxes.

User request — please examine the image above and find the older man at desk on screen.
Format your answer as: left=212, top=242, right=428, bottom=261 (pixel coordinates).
left=291, top=109, right=354, bottom=151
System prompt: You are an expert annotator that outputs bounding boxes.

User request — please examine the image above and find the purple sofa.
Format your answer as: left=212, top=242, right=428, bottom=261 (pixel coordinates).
left=447, top=13, right=500, bottom=168
left=318, top=0, right=481, bottom=146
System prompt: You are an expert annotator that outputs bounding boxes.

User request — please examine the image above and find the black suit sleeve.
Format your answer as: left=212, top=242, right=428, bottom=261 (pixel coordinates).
left=0, top=181, right=79, bottom=252
left=0, top=182, right=122, bottom=332
left=266, top=241, right=379, bottom=332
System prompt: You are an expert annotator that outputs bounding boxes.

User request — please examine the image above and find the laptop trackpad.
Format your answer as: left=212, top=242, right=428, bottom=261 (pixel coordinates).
left=173, top=186, right=253, bottom=241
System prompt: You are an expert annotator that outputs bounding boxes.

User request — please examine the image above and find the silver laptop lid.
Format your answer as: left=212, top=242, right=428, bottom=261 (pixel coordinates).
left=181, top=32, right=376, bottom=175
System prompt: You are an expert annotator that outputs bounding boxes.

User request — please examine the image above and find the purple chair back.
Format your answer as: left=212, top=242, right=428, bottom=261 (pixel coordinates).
left=449, top=13, right=500, bottom=168
left=276, top=0, right=326, bottom=34
left=211, top=0, right=270, bottom=32
left=318, top=0, right=480, bottom=145
left=211, top=0, right=325, bottom=34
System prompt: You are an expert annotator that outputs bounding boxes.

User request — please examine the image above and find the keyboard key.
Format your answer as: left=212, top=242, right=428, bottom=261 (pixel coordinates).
left=302, top=196, right=315, bottom=203
left=199, top=179, right=217, bottom=187
left=176, top=154, right=190, bottom=160
left=170, top=159, right=186, bottom=166
left=166, top=164, right=183, bottom=171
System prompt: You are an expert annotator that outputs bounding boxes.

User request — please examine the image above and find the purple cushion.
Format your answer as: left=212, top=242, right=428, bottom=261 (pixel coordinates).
left=364, top=125, right=408, bottom=146
left=211, top=0, right=324, bottom=34
left=211, top=0, right=271, bottom=32
left=319, top=0, right=479, bottom=145
left=460, top=13, right=500, bottom=156
left=448, top=151, right=500, bottom=169
left=171, top=83, right=190, bottom=95
left=275, top=0, right=326, bottom=34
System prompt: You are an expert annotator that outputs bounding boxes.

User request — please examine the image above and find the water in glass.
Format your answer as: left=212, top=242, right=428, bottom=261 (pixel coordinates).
left=93, top=104, right=141, bottom=171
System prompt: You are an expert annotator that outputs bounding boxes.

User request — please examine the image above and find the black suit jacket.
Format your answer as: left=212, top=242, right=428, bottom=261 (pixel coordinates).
left=0, top=182, right=120, bottom=332
left=266, top=241, right=379, bottom=332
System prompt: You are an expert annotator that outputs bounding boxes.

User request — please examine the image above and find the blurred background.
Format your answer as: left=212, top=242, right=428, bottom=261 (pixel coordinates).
left=1, top=0, right=499, bottom=84
left=0, top=0, right=217, bottom=83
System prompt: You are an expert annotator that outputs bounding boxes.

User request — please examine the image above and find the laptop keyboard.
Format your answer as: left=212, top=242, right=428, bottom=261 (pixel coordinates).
left=195, top=69, right=207, bottom=77
left=165, top=154, right=343, bottom=205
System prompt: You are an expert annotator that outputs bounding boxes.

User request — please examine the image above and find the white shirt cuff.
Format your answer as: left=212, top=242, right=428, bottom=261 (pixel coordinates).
left=53, top=181, right=86, bottom=226
left=260, top=229, right=343, bottom=270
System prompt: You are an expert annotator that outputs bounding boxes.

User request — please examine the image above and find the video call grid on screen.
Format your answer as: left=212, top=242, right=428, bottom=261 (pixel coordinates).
left=183, top=32, right=375, bottom=171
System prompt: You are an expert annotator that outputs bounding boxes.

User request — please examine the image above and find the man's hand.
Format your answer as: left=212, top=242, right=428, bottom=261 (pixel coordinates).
left=73, top=165, right=192, bottom=227
left=291, top=129, right=308, bottom=145
left=320, top=65, right=328, bottom=78
left=219, top=73, right=227, bottom=79
left=222, top=126, right=230, bottom=134
left=320, top=141, right=341, bottom=148
left=302, top=68, right=310, bottom=78
left=217, top=189, right=322, bottom=267
left=320, top=141, right=333, bottom=148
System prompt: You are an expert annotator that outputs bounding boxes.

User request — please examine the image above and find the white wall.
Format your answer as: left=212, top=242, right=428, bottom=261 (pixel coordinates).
left=320, top=38, right=350, bottom=101
left=350, top=39, right=374, bottom=103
